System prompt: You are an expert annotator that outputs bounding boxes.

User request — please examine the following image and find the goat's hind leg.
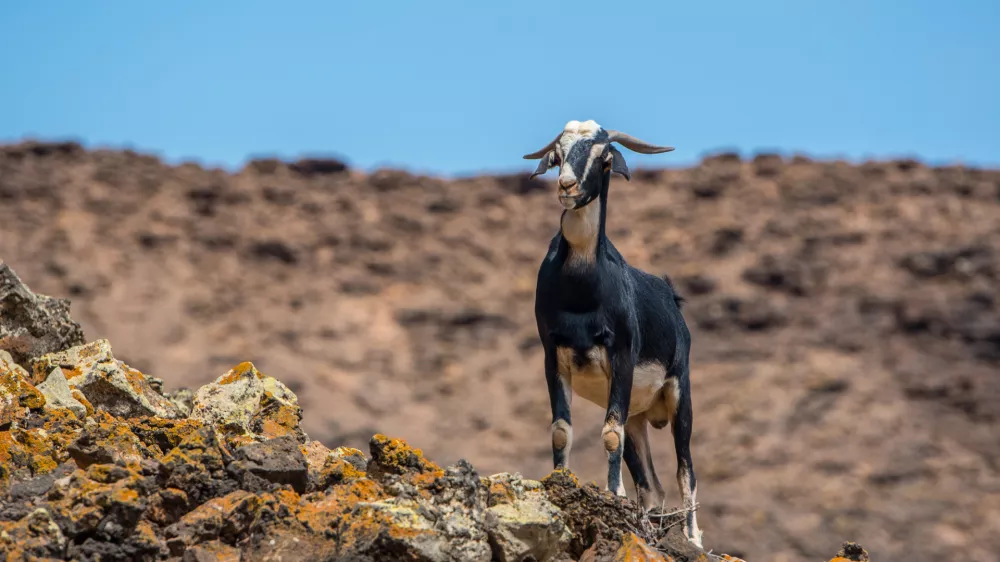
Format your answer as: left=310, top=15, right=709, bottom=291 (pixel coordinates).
left=625, top=415, right=666, bottom=510
left=671, top=375, right=703, bottom=548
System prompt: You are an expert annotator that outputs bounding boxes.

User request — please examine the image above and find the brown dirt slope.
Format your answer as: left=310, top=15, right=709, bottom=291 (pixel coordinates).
left=1, top=141, right=999, bottom=561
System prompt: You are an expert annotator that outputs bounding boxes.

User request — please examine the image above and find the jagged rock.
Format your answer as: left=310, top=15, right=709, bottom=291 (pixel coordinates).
left=0, top=260, right=85, bottom=367
left=614, top=532, right=671, bottom=561
left=484, top=472, right=571, bottom=562
left=229, top=435, right=308, bottom=493
left=0, top=350, right=45, bottom=426
left=164, top=490, right=263, bottom=555
left=32, top=339, right=182, bottom=419
left=0, top=409, right=82, bottom=487
left=158, top=425, right=238, bottom=506
left=66, top=412, right=156, bottom=468
left=301, top=441, right=369, bottom=492
left=366, top=432, right=441, bottom=480
left=0, top=507, right=68, bottom=559
left=190, top=362, right=305, bottom=446
left=45, top=463, right=152, bottom=541
left=36, top=366, right=87, bottom=418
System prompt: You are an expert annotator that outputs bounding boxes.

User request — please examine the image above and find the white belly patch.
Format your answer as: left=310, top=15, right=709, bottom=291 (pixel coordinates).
left=556, top=346, right=669, bottom=416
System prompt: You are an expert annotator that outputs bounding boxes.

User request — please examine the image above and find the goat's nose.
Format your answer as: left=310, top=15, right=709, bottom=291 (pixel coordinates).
left=558, top=176, right=577, bottom=189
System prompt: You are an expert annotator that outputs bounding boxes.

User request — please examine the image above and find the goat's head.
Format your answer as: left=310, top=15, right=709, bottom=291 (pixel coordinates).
left=523, top=120, right=674, bottom=210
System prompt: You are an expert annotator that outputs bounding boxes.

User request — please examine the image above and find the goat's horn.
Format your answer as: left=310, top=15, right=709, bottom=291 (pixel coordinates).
left=522, top=133, right=562, bottom=160
left=607, top=130, right=675, bottom=154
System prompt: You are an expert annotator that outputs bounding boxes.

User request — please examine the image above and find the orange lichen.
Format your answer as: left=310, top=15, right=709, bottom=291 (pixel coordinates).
left=254, top=391, right=302, bottom=440
left=122, top=365, right=149, bottom=394
left=487, top=478, right=517, bottom=506
left=319, top=458, right=368, bottom=488
left=294, top=478, right=387, bottom=532
left=218, top=362, right=257, bottom=385
left=70, top=389, right=94, bottom=417
left=614, top=532, right=671, bottom=562
left=130, top=417, right=204, bottom=455
left=368, top=434, right=440, bottom=477
left=338, top=504, right=430, bottom=552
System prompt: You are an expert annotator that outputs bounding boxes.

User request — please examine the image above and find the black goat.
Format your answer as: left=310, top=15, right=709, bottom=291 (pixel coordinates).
left=524, top=120, right=702, bottom=547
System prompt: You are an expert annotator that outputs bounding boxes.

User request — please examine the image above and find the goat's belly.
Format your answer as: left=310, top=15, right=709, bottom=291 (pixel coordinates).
left=556, top=346, right=667, bottom=414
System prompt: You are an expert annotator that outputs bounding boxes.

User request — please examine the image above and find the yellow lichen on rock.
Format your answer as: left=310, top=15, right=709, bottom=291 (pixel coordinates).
left=31, top=339, right=182, bottom=419
left=366, top=433, right=441, bottom=479
left=191, top=361, right=306, bottom=448
left=0, top=350, right=45, bottom=425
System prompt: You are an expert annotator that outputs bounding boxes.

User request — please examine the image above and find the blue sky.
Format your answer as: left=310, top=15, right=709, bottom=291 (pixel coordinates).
left=1, top=1, right=997, bottom=176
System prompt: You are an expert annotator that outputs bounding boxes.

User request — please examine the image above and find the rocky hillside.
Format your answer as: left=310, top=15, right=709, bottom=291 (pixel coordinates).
left=0, top=141, right=998, bottom=561
left=0, top=262, right=859, bottom=561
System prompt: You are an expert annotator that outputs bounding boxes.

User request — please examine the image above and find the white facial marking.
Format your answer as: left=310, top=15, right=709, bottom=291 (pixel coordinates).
left=555, top=119, right=603, bottom=187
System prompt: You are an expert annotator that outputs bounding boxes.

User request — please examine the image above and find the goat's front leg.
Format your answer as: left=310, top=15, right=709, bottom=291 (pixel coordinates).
left=544, top=344, right=572, bottom=469
left=603, top=350, right=633, bottom=497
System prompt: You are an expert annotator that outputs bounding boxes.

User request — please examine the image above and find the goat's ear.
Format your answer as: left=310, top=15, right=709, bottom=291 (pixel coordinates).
left=608, top=145, right=631, bottom=181
left=528, top=151, right=554, bottom=179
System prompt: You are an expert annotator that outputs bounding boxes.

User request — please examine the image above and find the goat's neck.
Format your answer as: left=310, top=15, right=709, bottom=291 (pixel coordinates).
left=560, top=174, right=610, bottom=266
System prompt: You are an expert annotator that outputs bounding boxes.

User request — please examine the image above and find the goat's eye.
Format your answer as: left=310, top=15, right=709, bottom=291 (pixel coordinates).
left=551, top=155, right=561, bottom=167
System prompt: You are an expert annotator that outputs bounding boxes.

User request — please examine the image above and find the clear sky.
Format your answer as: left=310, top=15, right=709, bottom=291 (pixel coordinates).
left=1, top=1, right=997, bottom=176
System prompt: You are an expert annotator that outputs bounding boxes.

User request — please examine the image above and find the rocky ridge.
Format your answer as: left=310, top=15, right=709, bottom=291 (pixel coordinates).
left=0, top=261, right=860, bottom=561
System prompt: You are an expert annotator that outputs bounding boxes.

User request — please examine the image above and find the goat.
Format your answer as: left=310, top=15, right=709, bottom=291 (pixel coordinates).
left=524, top=120, right=702, bottom=547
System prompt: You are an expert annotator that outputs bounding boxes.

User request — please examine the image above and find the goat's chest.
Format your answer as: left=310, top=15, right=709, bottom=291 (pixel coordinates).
left=555, top=346, right=667, bottom=414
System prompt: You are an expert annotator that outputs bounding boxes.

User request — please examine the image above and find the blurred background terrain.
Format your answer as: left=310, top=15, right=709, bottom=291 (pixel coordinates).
left=1, top=2, right=999, bottom=561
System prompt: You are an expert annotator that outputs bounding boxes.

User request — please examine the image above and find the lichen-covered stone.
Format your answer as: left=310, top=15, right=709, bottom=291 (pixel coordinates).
left=301, top=442, right=368, bottom=492
left=484, top=472, right=571, bottom=562
left=36, top=366, right=87, bottom=418
left=0, top=409, right=83, bottom=487
left=0, top=350, right=45, bottom=425
left=366, top=433, right=441, bottom=480
left=0, top=507, right=68, bottom=560
left=164, top=490, right=264, bottom=555
left=158, top=425, right=238, bottom=506
left=0, top=261, right=85, bottom=367
left=67, top=412, right=157, bottom=468
left=32, top=339, right=182, bottom=419
left=614, top=532, right=672, bottom=562
left=191, top=362, right=305, bottom=447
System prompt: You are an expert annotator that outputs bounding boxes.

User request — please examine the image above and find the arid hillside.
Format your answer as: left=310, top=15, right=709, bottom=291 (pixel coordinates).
left=1, top=141, right=998, bottom=561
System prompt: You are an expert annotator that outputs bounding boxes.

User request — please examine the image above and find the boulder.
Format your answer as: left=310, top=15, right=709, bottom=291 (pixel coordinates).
left=190, top=362, right=305, bottom=446
left=36, top=366, right=87, bottom=418
left=228, top=435, right=308, bottom=493
left=484, top=472, right=572, bottom=562
left=32, top=339, right=182, bottom=419
left=0, top=261, right=85, bottom=367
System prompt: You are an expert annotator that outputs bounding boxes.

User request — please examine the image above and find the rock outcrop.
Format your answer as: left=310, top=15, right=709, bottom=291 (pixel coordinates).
left=0, top=346, right=865, bottom=562
left=0, top=261, right=868, bottom=560
left=0, top=261, right=85, bottom=368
